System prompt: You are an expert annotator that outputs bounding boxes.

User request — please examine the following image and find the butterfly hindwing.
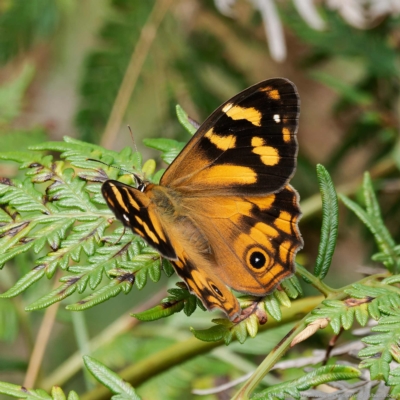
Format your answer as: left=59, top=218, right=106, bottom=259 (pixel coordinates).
left=161, top=78, right=299, bottom=196
left=181, top=185, right=302, bottom=296
left=171, top=252, right=242, bottom=320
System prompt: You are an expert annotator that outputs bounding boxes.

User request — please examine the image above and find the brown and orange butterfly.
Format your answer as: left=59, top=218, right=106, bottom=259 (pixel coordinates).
left=102, top=78, right=303, bottom=321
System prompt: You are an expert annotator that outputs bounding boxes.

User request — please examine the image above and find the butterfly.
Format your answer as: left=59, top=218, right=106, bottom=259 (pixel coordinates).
left=102, top=78, right=303, bottom=321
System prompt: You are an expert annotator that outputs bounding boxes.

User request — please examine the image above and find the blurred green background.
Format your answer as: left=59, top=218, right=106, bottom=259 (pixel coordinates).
left=0, top=0, right=399, bottom=398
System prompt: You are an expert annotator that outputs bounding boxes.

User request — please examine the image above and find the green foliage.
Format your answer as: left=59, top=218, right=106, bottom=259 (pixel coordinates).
left=0, top=299, right=18, bottom=342
left=75, top=0, right=155, bottom=143
left=359, top=305, right=400, bottom=383
left=306, top=282, right=400, bottom=334
left=142, top=138, right=185, bottom=165
left=0, top=0, right=62, bottom=64
left=388, top=367, right=400, bottom=396
left=340, top=172, right=400, bottom=272
left=0, top=63, right=35, bottom=124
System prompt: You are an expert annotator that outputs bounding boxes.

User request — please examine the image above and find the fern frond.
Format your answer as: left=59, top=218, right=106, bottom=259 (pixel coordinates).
left=0, top=138, right=167, bottom=312
left=251, top=365, right=361, bottom=399
left=307, top=281, right=400, bottom=334
left=359, top=305, right=400, bottom=382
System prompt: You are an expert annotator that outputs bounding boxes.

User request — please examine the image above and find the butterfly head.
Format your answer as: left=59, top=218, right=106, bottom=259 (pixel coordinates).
left=133, top=174, right=146, bottom=192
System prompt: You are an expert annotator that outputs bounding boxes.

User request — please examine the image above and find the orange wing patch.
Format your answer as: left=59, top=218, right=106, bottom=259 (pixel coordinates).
left=260, top=86, right=281, bottom=100
left=205, top=129, right=236, bottom=151
left=224, top=104, right=262, bottom=127
left=190, top=165, right=257, bottom=186
left=282, top=127, right=291, bottom=143
left=275, top=210, right=295, bottom=235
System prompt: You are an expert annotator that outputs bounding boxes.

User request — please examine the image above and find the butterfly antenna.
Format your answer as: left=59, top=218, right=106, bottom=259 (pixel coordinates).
left=87, top=158, right=133, bottom=175
left=87, top=158, right=144, bottom=188
left=127, top=125, right=142, bottom=171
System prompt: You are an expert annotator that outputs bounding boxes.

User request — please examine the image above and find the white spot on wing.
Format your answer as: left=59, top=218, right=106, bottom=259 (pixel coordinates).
left=273, top=114, right=281, bottom=123
left=123, top=214, right=129, bottom=222
left=222, top=102, right=234, bottom=113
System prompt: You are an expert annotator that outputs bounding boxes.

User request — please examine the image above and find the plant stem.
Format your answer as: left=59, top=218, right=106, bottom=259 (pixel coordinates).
left=295, top=263, right=338, bottom=296
left=23, top=274, right=62, bottom=388
left=71, top=310, right=93, bottom=391
left=231, top=320, right=307, bottom=400
left=100, top=0, right=173, bottom=149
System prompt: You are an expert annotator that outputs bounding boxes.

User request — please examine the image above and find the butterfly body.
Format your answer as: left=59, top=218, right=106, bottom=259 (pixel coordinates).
left=102, top=78, right=303, bottom=321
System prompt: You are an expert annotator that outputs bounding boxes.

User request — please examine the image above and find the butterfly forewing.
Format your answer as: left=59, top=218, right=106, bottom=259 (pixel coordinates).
left=161, top=78, right=299, bottom=196
left=102, top=180, right=177, bottom=259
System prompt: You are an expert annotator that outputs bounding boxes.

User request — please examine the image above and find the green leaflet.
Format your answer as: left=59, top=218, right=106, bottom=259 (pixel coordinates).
left=314, top=164, right=339, bottom=279
left=388, top=367, right=400, bottom=396
left=66, top=273, right=134, bottom=311
left=132, top=301, right=184, bottom=322
left=175, top=104, right=198, bottom=135
left=133, top=286, right=201, bottom=321
left=83, top=356, right=141, bottom=400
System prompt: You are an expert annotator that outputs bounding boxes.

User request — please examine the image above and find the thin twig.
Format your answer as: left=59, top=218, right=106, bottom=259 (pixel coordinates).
left=323, top=327, right=344, bottom=365
left=231, top=321, right=307, bottom=400
left=100, top=0, right=173, bottom=149
left=23, top=274, right=62, bottom=389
